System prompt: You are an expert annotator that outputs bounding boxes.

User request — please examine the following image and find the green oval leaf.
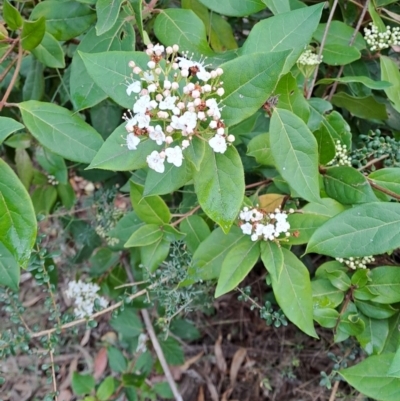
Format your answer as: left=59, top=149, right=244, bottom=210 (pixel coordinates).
left=179, top=215, right=211, bottom=254
left=215, top=237, right=260, bottom=297
left=0, top=242, right=20, bottom=291
left=96, top=0, right=123, bottom=35
left=193, top=145, right=244, bottom=233
left=198, top=0, right=265, bottom=16
left=0, top=159, right=37, bottom=266
left=31, top=32, right=65, bottom=68
left=317, top=76, right=392, bottom=90
left=271, top=248, right=318, bottom=338
left=270, top=108, right=321, bottom=203
left=19, top=101, right=104, bottom=164
left=21, top=17, right=46, bottom=51
left=220, top=51, right=289, bottom=127
left=0, top=117, right=24, bottom=145
left=381, top=56, right=400, bottom=114
left=3, top=0, right=23, bottom=30
left=124, top=224, right=163, bottom=247
left=307, top=203, right=400, bottom=258
left=322, top=44, right=361, bottom=66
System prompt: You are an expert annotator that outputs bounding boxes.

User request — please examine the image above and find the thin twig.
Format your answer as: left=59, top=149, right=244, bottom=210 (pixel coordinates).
left=245, top=179, right=272, bottom=190
left=48, top=334, right=59, bottom=401
left=0, top=56, right=18, bottom=83
left=141, top=309, right=183, bottom=401
left=328, top=0, right=371, bottom=101
left=357, top=154, right=389, bottom=171
left=0, top=42, right=23, bottom=111
left=307, top=0, right=340, bottom=99
left=0, top=39, right=17, bottom=65
left=122, top=262, right=183, bottom=401
left=329, top=380, right=340, bottom=401
left=171, top=205, right=201, bottom=227
left=368, top=178, right=400, bottom=200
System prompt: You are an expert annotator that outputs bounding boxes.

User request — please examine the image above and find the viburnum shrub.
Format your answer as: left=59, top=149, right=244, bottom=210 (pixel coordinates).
left=1, top=0, right=400, bottom=400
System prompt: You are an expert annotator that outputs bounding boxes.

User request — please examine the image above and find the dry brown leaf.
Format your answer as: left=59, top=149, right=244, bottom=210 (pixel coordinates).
left=214, top=335, right=227, bottom=374
left=258, top=194, right=286, bottom=212
left=59, top=357, right=78, bottom=391
left=58, top=389, right=72, bottom=401
left=80, top=329, right=91, bottom=346
left=180, top=351, right=204, bottom=372
left=221, top=388, right=233, bottom=401
left=93, top=347, right=108, bottom=380
left=197, top=386, right=205, bottom=401
left=229, top=348, right=247, bottom=387
left=205, top=376, right=219, bottom=401
left=382, top=8, right=400, bottom=23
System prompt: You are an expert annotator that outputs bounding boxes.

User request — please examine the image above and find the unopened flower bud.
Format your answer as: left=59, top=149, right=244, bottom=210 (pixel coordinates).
left=227, top=134, right=235, bottom=143
left=129, top=61, right=136, bottom=68
left=165, top=136, right=173, bottom=144
left=216, top=68, right=224, bottom=76
left=166, top=46, right=173, bottom=54
left=171, top=82, right=179, bottom=90
left=163, top=80, right=172, bottom=89
left=147, top=61, right=156, bottom=69
left=217, top=88, right=225, bottom=96
left=133, top=66, right=142, bottom=74
left=173, top=44, right=179, bottom=52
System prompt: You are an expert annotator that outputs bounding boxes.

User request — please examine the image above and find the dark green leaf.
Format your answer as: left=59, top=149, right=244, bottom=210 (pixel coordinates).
left=21, top=17, right=46, bottom=51
left=317, top=76, right=392, bottom=90
left=313, top=308, right=339, bottom=328
left=323, top=166, right=378, bottom=204
left=179, top=215, right=210, bottom=254
left=366, top=267, right=400, bottom=304
left=110, top=307, right=143, bottom=338
left=23, top=57, right=44, bottom=101
left=0, top=117, right=24, bottom=145
left=247, top=133, right=275, bottom=166
left=72, top=372, right=95, bottom=395
left=355, top=300, right=398, bottom=320
left=381, top=56, right=400, bottom=113
left=0, top=159, right=37, bottom=266
left=3, top=0, right=22, bottom=30
left=192, top=145, right=244, bottom=233
left=215, top=237, right=260, bottom=297
left=124, top=224, right=163, bottom=247
left=321, top=44, right=361, bottom=66
left=357, top=314, right=389, bottom=355
left=31, top=186, right=57, bottom=215
left=369, top=168, right=400, bottom=199
left=0, top=243, right=20, bottom=291
left=19, top=101, right=103, bottom=164
left=332, top=92, right=388, bottom=120
left=312, top=278, right=344, bottom=309
left=159, top=337, right=184, bottom=365
left=96, top=0, right=123, bottom=35
left=307, top=203, right=400, bottom=258
left=31, top=32, right=65, bottom=69
left=31, top=1, right=96, bottom=41
left=198, top=0, right=265, bottom=16
left=15, top=148, right=33, bottom=190
left=140, top=237, right=170, bottom=272
left=270, top=108, right=321, bottom=203
left=260, top=241, right=283, bottom=282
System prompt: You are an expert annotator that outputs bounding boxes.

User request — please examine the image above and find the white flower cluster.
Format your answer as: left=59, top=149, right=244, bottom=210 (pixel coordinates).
left=239, top=207, right=293, bottom=242
left=336, top=256, right=375, bottom=270
left=47, top=174, right=59, bottom=186
left=65, top=280, right=108, bottom=319
left=123, top=44, right=234, bottom=173
left=364, top=23, right=400, bottom=51
left=327, top=140, right=352, bottom=167
left=297, top=49, right=322, bottom=66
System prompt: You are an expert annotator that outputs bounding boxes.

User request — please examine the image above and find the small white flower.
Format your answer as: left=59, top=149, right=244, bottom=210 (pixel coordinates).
left=262, top=224, right=275, bottom=239
left=240, top=207, right=252, bottom=222
left=251, top=233, right=259, bottom=242
left=241, top=222, right=253, bottom=235
left=217, top=88, right=225, bottom=96
left=133, top=95, right=152, bottom=114
left=149, top=125, right=165, bottom=145
left=125, top=116, right=137, bottom=132
left=126, top=80, right=141, bottom=96
left=165, top=146, right=183, bottom=167
left=196, top=68, right=211, bottom=82
left=159, top=95, right=177, bottom=110
left=148, top=83, right=157, bottom=93
left=181, top=139, right=190, bottom=149
left=126, top=133, right=140, bottom=150
left=147, top=151, right=165, bottom=173
left=209, top=134, right=227, bottom=153
left=136, top=333, right=148, bottom=353
left=206, top=98, right=221, bottom=119
left=136, top=113, right=150, bottom=128
left=142, top=71, right=155, bottom=83
left=153, top=44, right=165, bottom=55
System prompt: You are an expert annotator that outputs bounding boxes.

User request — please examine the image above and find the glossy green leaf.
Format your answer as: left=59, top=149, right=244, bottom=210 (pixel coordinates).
left=31, top=1, right=96, bottom=41
left=313, top=21, right=366, bottom=51
left=322, top=44, right=360, bottom=66
left=70, top=17, right=135, bottom=110
left=15, top=148, right=33, bottom=190
left=307, top=203, right=400, bottom=258
left=130, top=182, right=170, bottom=224
left=313, top=308, right=339, bottom=328
left=96, top=0, right=123, bottom=35
left=313, top=124, right=336, bottom=165
left=356, top=300, right=398, bottom=320
left=124, top=224, right=163, bottom=247
left=21, top=17, right=45, bottom=51
left=302, top=198, right=346, bottom=217
left=312, top=278, right=344, bottom=309
left=23, top=57, right=44, bottom=101
left=80, top=51, right=148, bottom=109
left=179, top=215, right=211, bottom=254
left=3, top=0, right=22, bottom=30
left=242, top=3, right=324, bottom=73
left=215, top=238, right=260, bottom=297
left=130, top=0, right=144, bottom=40
left=190, top=226, right=244, bottom=280
left=323, top=166, right=378, bottom=204
left=192, top=145, right=244, bottom=233
left=31, top=32, right=65, bottom=69
left=220, top=51, right=289, bottom=127
left=357, top=314, right=389, bottom=355
left=340, top=354, right=400, bottom=401
left=72, top=373, right=95, bottom=395
left=140, top=237, right=170, bottom=272
left=247, top=133, right=274, bottom=166
left=365, top=267, right=400, bottom=304
left=198, top=0, right=265, bottom=16
left=286, top=212, right=329, bottom=245
left=110, top=307, right=143, bottom=338
left=331, top=92, right=388, bottom=120
left=0, top=159, right=37, bottom=266
left=317, top=76, right=392, bottom=90
left=88, top=125, right=159, bottom=171
left=36, top=147, right=68, bottom=185
left=271, top=248, right=317, bottom=338
left=262, top=0, right=290, bottom=14
left=96, top=377, right=115, bottom=401
left=260, top=241, right=283, bottom=282
left=144, top=160, right=191, bottom=196
left=32, top=186, right=58, bottom=215
left=185, top=136, right=205, bottom=171
left=270, top=108, right=321, bottom=203
left=381, top=56, right=400, bottom=113
left=0, top=117, right=24, bottom=145
left=275, top=72, right=309, bottom=122
left=369, top=168, right=400, bottom=199
left=0, top=243, right=20, bottom=291
left=19, top=101, right=103, bottom=164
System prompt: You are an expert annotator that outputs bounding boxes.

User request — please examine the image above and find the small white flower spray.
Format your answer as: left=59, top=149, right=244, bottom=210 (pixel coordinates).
left=327, top=140, right=352, bottom=167
left=336, top=256, right=375, bottom=270
left=364, top=23, right=400, bottom=51
left=238, top=206, right=294, bottom=243
left=122, top=44, right=234, bottom=173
